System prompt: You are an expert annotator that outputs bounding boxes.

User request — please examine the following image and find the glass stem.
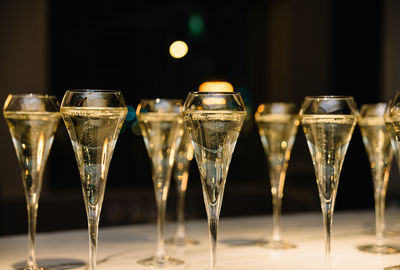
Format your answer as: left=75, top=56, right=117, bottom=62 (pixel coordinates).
left=271, top=191, right=282, bottom=242
left=374, top=188, right=386, bottom=247
left=373, top=164, right=390, bottom=248
left=155, top=191, right=167, bottom=260
left=270, top=174, right=284, bottom=243
left=176, top=189, right=186, bottom=239
left=87, top=205, right=100, bottom=270
left=207, top=206, right=219, bottom=270
left=269, top=162, right=287, bottom=243
left=26, top=200, right=38, bottom=269
left=322, top=203, right=333, bottom=270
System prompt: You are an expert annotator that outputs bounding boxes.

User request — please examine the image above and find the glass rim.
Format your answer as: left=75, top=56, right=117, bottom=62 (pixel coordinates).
left=7, top=93, right=58, bottom=99
left=304, top=95, right=355, bottom=100
left=66, top=89, right=122, bottom=94
left=257, top=102, right=297, bottom=106
left=255, top=102, right=298, bottom=116
left=187, top=91, right=242, bottom=96
left=139, top=98, right=184, bottom=103
left=360, top=102, right=388, bottom=108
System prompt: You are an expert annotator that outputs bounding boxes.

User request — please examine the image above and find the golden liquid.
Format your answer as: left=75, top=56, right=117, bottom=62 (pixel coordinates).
left=137, top=112, right=183, bottom=193
left=183, top=110, right=246, bottom=211
left=173, top=130, right=194, bottom=192
left=61, top=107, right=127, bottom=207
left=302, top=114, right=357, bottom=203
left=4, top=111, right=60, bottom=199
left=388, top=112, right=400, bottom=164
left=255, top=114, right=299, bottom=182
left=385, top=117, right=400, bottom=168
left=359, top=116, right=393, bottom=188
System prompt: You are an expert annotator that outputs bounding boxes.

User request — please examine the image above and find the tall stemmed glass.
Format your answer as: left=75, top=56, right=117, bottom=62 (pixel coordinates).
left=183, top=92, right=247, bottom=270
left=384, top=91, right=400, bottom=270
left=300, top=96, right=357, bottom=270
left=136, top=99, right=184, bottom=267
left=4, top=94, right=60, bottom=270
left=358, top=103, right=400, bottom=254
left=254, top=103, right=299, bottom=249
left=60, top=90, right=127, bottom=270
left=166, top=128, right=200, bottom=246
left=384, top=101, right=400, bottom=238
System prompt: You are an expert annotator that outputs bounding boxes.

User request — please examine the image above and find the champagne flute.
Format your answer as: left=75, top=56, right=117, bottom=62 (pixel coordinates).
left=60, top=89, right=127, bottom=270
left=382, top=101, right=400, bottom=238
left=254, top=102, right=299, bottom=249
left=300, top=96, right=357, bottom=270
left=136, top=99, right=184, bottom=267
left=3, top=94, right=60, bottom=270
left=183, top=92, right=247, bottom=270
left=358, top=103, right=400, bottom=254
left=385, top=91, right=400, bottom=270
left=166, top=128, right=200, bottom=246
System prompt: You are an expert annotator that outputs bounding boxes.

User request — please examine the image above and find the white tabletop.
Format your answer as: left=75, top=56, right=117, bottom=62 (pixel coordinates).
left=2, top=210, right=400, bottom=270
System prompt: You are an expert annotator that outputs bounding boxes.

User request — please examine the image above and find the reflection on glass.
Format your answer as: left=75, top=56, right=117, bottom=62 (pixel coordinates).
left=61, top=90, right=127, bottom=270
left=136, top=99, right=184, bottom=267
left=300, top=96, right=357, bottom=270
left=358, top=103, right=400, bottom=254
left=198, top=81, right=234, bottom=92
left=183, top=92, right=247, bottom=270
left=254, top=102, right=299, bottom=249
left=166, top=128, right=200, bottom=246
left=4, top=94, right=60, bottom=270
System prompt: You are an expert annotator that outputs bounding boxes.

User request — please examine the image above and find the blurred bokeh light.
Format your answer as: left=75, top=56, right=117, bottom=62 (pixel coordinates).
left=169, top=41, right=188, bottom=59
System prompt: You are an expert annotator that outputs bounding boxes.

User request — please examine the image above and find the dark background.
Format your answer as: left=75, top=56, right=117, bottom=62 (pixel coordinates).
left=1, top=0, right=400, bottom=236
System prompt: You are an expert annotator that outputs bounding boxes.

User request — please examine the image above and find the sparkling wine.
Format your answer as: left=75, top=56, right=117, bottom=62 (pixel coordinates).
left=61, top=107, right=127, bottom=207
left=357, top=106, right=400, bottom=254
left=174, top=130, right=194, bottom=191
left=359, top=116, right=393, bottom=185
left=255, top=114, right=299, bottom=182
left=385, top=116, right=400, bottom=167
left=183, top=110, right=246, bottom=209
left=137, top=112, right=183, bottom=191
left=389, top=112, right=400, bottom=147
left=301, top=115, right=357, bottom=202
left=4, top=111, right=60, bottom=198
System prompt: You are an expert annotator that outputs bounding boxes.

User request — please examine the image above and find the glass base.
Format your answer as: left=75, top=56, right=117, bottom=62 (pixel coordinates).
left=18, top=267, right=49, bottom=270
left=358, top=244, right=400, bottom=254
left=257, top=239, right=297, bottom=250
left=165, top=236, right=200, bottom=247
left=364, top=229, right=400, bottom=238
left=137, top=255, right=184, bottom=267
left=385, top=266, right=400, bottom=270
